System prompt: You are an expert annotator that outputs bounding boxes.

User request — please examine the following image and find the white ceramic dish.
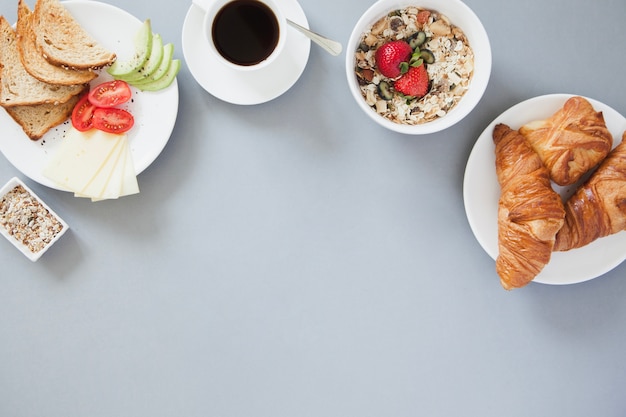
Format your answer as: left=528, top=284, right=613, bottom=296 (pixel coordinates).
left=0, top=177, right=69, bottom=261
left=182, top=0, right=310, bottom=105
left=463, top=94, right=626, bottom=285
left=0, top=1, right=179, bottom=190
left=345, top=0, right=491, bottom=134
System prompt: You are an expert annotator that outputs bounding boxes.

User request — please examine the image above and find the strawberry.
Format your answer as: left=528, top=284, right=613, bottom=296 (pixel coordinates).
left=375, top=40, right=412, bottom=78
left=394, top=64, right=429, bottom=98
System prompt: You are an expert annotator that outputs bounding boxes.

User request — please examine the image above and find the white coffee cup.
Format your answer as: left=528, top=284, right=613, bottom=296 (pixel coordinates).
left=192, top=0, right=286, bottom=71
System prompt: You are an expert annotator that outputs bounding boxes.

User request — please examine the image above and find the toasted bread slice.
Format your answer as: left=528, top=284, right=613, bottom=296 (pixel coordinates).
left=5, top=90, right=84, bottom=140
left=0, top=16, right=85, bottom=107
left=32, top=0, right=116, bottom=70
left=16, top=0, right=98, bottom=86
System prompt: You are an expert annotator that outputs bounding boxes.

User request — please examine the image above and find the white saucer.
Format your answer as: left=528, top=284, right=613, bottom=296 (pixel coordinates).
left=182, top=0, right=310, bottom=105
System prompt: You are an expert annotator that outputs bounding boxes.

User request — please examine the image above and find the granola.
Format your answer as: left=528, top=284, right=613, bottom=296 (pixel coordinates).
left=354, top=7, right=474, bottom=125
left=0, top=185, right=64, bottom=253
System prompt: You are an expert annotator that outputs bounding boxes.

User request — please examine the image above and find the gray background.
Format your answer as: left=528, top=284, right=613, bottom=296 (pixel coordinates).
left=1, top=0, right=625, bottom=416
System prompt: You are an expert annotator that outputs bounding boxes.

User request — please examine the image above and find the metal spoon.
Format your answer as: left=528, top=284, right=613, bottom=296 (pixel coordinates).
left=287, top=19, right=343, bottom=56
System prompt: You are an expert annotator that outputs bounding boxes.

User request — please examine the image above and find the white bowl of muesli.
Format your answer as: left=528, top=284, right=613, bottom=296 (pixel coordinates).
left=346, top=0, right=491, bottom=134
left=0, top=177, right=68, bottom=261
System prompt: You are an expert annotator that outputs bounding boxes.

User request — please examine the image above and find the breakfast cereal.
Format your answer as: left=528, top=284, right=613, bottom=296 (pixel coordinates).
left=0, top=184, right=64, bottom=253
left=354, top=7, right=474, bottom=125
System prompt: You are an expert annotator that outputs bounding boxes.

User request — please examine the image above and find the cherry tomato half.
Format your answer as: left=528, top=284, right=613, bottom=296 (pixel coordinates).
left=92, top=108, right=134, bottom=134
left=88, top=80, right=132, bottom=108
left=71, top=94, right=96, bottom=131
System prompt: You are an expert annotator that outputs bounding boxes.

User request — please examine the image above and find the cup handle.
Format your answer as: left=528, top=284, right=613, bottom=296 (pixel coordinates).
left=192, top=0, right=211, bottom=12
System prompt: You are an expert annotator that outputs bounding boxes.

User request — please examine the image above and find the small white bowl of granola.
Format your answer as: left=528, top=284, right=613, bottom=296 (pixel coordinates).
left=346, top=0, right=491, bottom=134
left=0, top=177, right=68, bottom=261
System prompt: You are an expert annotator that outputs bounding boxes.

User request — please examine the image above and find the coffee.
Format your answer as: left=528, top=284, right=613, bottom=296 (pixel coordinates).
left=211, top=0, right=280, bottom=66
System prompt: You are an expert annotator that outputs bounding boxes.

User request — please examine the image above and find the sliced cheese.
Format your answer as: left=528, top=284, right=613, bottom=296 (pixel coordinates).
left=87, top=138, right=126, bottom=201
left=44, top=127, right=124, bottom=192
left=119, top=138, right=139, bottom=197
left=99, top=143, right=126, bottom=199
left=44, top=127, right=140, bottom=201
left=79, top=136, right=125, bottom=199
left=89, top=136, right=139, bottom=201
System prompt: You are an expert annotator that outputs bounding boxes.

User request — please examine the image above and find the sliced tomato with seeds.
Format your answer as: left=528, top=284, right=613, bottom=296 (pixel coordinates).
left=88, top=80, right=132, bottom=108
left=71, top=94, right=96, bottom=131
left=92, top=108, right=134, bottom=134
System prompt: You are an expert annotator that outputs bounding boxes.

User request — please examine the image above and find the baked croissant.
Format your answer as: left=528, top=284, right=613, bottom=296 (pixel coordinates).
left=554, top=133, right=626, bottom=251
left=519, top=96, right=613, bottom=186
left=493, top=123, right=565, bottom=289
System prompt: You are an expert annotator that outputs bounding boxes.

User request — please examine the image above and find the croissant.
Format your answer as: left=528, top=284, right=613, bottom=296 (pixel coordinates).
left=493, top=123, right=565, bottom=289
left=554, top=133, right=626, bottom=251
left=519, top=96, right=613, bottom=186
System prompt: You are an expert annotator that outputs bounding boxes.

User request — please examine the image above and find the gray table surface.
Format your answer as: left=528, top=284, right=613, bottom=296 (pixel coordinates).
left=1, top=0, right=625, bottom=416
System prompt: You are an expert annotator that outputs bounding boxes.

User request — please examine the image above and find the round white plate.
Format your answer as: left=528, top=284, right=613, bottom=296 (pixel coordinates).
left=0, top=1, right=179, bottom=190
left=182, top=0, right=310, bottom=105
left=463, top=94, right=626, bottom=285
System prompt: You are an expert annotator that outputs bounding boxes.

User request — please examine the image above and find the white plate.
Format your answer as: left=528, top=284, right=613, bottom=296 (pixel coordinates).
left=182, top=0, right=310, bottom=105
left=463, top=94, right=626, bottom=285
left=0, top=1, right=179, bottom=190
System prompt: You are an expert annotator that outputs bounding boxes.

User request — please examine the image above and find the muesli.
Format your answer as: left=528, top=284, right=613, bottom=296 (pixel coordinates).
left=0, top=184, right=64, bottom=254
left=354, top=7, right=474, bottom=125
